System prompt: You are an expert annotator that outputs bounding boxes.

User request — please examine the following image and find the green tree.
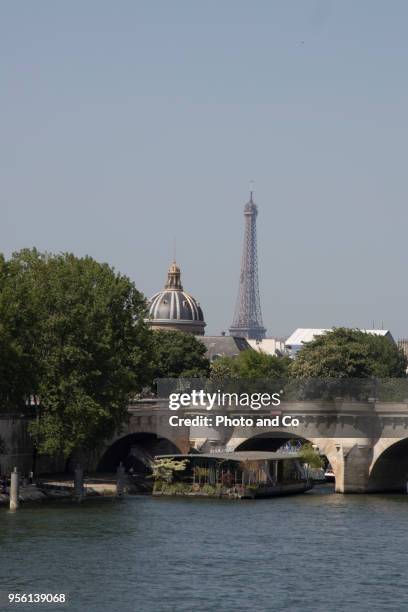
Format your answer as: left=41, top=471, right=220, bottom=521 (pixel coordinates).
left=290, top=328, right=407, bottom=379
left=151, top=457, right=188, bottom=483
left=209, top=357, right=239, bottom=383
left=299, top=442, right=324, bottom=468
left=152, top=330, right=210, bottom=379
left=0, top=248, right=154, bottom=457
left=210, top=350, right=291, bottom=380
left=0, top=251, right=40, bottom=408
left=234, top=349, right=291, bottom=379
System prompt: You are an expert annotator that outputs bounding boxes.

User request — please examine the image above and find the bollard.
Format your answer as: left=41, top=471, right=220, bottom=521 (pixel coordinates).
left=116, top=462, right=126, bottom=497
left=74, top=464, right=84, bottom=501
left=10, top=467, right=19, bottom=511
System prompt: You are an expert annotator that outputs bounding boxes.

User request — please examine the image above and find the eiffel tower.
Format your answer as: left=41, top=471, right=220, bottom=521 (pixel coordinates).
left=229, top=190, right=266, bottom=340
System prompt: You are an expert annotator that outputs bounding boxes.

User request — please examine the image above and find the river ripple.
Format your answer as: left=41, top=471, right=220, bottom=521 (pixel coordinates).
left=1, top=486, right=407, bottom=612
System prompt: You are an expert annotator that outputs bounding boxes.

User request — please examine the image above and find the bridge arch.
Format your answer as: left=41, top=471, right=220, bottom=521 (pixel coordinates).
left=231, top=431, right=340, bottom=486
left=234, top=432, right=307, bottom=453
left=368, top=437, right=408, bottom=492
left=97, top=432, right=182, bottom=473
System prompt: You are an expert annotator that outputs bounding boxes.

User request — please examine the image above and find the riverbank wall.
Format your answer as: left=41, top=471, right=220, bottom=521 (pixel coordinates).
left=0, top=477, right=119, bottom=507
left=0, top=414, right=66, bottom=476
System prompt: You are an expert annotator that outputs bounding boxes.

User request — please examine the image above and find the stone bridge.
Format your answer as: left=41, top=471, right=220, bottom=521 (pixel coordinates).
left=94, top=398, right=408, bottom=494
left=2, top=399, right=408, bottom=494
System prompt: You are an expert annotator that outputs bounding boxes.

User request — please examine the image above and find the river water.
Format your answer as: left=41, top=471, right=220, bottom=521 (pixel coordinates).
left=0, top=486, right=407, bottom=612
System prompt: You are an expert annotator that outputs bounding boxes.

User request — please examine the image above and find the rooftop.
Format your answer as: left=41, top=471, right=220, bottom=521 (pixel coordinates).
left=155, top=451, right=302, bottom=462
left=197, top=335, right=252, bottom=360
left=285, top=328, right=394, bottom=347
left=247, top=338, right=286, bottom=356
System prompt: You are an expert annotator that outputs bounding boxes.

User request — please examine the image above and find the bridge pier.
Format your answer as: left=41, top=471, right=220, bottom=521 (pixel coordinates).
left=227, top=434, right=375, bottom=494
left=333, top=443, right=372, bottom=493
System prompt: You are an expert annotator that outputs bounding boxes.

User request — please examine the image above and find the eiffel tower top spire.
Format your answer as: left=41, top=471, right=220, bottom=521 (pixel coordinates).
left=229, top=190, right=266, bottom=340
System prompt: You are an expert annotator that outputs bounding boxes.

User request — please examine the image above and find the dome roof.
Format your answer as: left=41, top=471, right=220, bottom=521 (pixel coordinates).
left=146, top=261, right=205, bottom=333
left=148, top=290, right=204, bottom=322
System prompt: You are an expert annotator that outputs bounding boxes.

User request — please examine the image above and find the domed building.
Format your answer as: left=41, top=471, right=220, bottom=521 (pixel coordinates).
left=146, top=261, right=206, bottom=335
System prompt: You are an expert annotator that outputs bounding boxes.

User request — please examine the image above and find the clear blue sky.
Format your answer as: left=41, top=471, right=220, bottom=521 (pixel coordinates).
left=2, top=1, right=408, bottom=337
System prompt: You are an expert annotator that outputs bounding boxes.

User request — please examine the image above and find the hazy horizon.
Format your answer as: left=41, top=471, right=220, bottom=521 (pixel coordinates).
left=2, top=1, right=408, bottom=338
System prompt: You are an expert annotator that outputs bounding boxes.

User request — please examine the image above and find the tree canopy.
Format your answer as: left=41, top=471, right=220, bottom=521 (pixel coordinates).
left=152, top=330, right=210, bottom=379
left=0, top=248, right=154, bottom=456
left=210, top=349, right=291, bottom=381
left=299, top=442, right=324, bottom=468
left=290, top=328, right=407, bottom=379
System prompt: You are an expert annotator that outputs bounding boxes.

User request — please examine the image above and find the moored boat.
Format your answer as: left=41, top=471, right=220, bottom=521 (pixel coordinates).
left=152, top=451, right=313, bottom=499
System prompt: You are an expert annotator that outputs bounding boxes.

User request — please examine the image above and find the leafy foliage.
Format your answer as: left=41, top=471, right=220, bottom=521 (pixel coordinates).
left=152, top=330, right=210, bottom=379
left=290, top=328, right=407, bottom=379
left=151, top=457, right=188, bottom=483
left=0, top=252, right=39, bottom=408
left=299, top=443, right=324, bottom=468
left=210, top=349, right=291, bottom=381
left=0, top=248, right=154, bottom=456
left=209, top=357, right=239, bottom=383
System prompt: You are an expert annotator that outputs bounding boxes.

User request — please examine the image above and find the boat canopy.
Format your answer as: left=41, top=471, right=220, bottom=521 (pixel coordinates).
left=154, top=451, right=303, bottom=462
